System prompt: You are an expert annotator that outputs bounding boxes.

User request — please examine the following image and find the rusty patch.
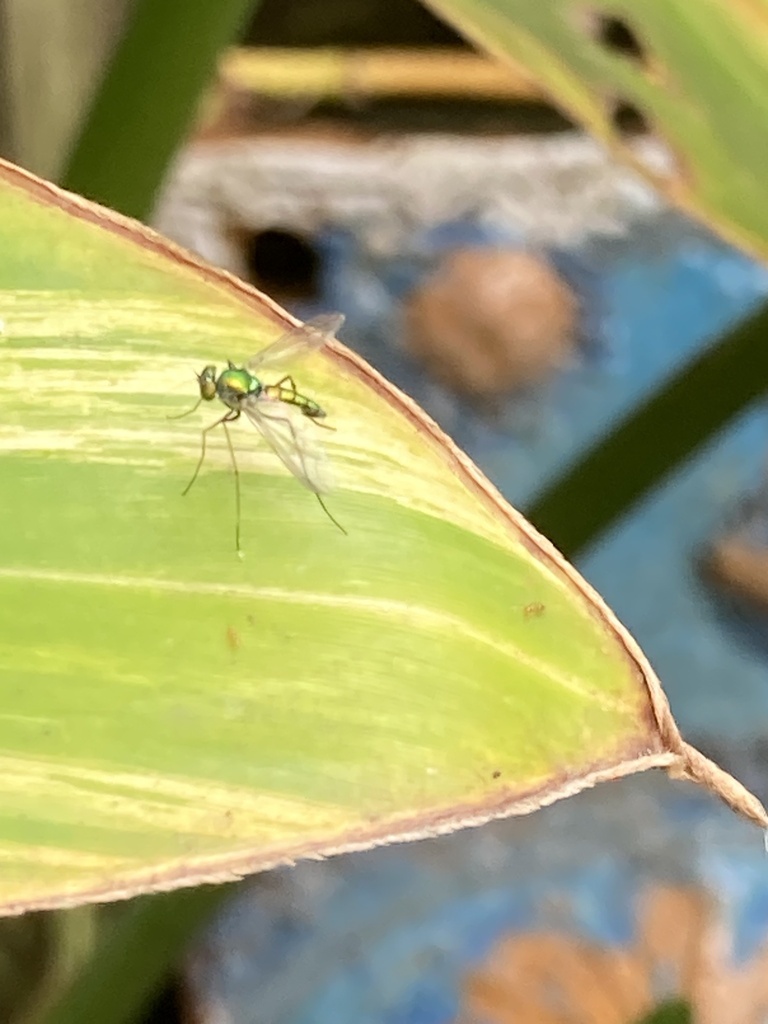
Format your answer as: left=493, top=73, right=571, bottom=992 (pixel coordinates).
left=523, top=602, right=546, bottom=619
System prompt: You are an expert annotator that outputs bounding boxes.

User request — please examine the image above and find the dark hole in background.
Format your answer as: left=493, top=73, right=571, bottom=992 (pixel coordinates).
left=596, top=14, right=645, bottom=62
left=214, top=96, right=576, bottom=137
left=612, top=100, right=649, bottom=135
left=307, top=98, right=576, bottom=135
left=139, top=975, right=182, bottom=1024
left=242, top=229, right=321, bottom=301
left=243, top=0, right=646, bottom=67
left=243, top=0, right=466, bottom=48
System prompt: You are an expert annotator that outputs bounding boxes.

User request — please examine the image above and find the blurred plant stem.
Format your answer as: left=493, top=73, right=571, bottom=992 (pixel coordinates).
left=18, top=908, right=97, bottom=1024
left=38, top=887, right=231, bottom=1024
left=61, top=0, right=260, bottom=221
left=528, top=302, right=768, bottom=560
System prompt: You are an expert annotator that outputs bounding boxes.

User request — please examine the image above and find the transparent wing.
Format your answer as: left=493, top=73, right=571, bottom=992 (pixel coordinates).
left=247, top=313, right=344, bottom=372
left=242, top=395, right=333, bottom=494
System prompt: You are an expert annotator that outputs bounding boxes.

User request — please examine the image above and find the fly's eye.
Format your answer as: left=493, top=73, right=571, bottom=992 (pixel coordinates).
left=198, top=366, right=217, bottom=401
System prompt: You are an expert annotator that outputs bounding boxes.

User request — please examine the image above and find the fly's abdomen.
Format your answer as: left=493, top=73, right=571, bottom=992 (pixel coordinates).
left=264, top=384, right=326, bottom=418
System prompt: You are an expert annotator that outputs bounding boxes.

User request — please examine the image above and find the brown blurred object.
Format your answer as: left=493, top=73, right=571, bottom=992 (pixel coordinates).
left=700, top=535, right=768, bottom=612
left=456, top=882, right=768, bottom=1024
left=403, top=249, right=579, bottom=406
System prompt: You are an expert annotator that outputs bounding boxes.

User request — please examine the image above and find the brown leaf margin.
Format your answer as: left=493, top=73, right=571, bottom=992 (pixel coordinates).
left=0, top=157, right=765, bottom=915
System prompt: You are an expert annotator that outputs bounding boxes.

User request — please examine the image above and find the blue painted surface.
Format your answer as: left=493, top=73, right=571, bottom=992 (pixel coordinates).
left=583, top=404, right=768, bottom=737
left=193, top=209, right=768, bottom=1022
left=304, top=214, right=768, bottom=510
left=192, top=780, right=768, bottom=1022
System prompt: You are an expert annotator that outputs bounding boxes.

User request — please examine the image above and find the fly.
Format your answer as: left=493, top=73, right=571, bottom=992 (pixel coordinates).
left=171, top=313, right=347, bottom=554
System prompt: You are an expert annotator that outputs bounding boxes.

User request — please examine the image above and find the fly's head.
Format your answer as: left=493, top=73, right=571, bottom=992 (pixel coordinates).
left=196, top=365, right=217, bottom=401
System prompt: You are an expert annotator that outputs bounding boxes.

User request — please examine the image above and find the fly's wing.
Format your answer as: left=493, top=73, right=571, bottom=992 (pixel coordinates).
left=242, top=395, right=333, bottom=495
left=247, top=313, right=344, bottom=372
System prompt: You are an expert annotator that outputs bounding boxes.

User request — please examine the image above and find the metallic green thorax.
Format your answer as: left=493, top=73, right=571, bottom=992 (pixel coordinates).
left=216, top=364, right=261, bottom=411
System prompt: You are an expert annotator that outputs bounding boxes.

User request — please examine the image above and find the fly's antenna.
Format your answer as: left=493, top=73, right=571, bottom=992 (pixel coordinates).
left=168, top=371, right=206, bottom=420
left=316, top=494, right=347, bottom=535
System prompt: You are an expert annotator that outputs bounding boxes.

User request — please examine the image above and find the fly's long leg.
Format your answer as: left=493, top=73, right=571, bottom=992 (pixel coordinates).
left=182, top=410, right=240, bottom=497
left=182, top=409, right=245, bottom=555
left=265, top=408, right=347, bottom=536
left=315, top=493, right=347, bottom=536
left=275, top=375, right=298, bottom=394
left=221, top=418, right=243, bottom=556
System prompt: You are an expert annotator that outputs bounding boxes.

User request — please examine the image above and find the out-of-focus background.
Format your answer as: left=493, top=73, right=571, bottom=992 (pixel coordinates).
left=5, top=1, right=768, bottom=1022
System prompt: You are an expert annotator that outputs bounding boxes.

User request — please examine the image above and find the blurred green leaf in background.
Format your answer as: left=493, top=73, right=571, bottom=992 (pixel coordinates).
left=425, top=0, right=768, bottom=262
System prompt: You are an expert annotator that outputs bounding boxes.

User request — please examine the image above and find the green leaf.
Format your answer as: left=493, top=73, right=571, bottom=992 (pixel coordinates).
left=422, top=0, right=768, bottom=260
left=0, top=159, right=762, bottom=914
left=636, top=999, right=692, bottom=1024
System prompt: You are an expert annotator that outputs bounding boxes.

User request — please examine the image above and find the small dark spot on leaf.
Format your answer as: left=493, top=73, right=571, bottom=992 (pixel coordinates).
left=524, top=602, right=546, bottom=618
left=226, top=626, right=241, bottom=651
left=492, top=770, right=502, bottom=779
